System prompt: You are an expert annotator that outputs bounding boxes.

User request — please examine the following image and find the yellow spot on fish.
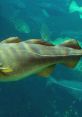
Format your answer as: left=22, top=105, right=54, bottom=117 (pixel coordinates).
left=2, top=67, right=13, bottom=73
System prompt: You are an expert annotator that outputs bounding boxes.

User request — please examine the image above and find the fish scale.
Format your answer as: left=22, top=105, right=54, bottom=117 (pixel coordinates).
left=29, top=44, right=69, bottom=56
left=0, top=44, right=18, bottom=67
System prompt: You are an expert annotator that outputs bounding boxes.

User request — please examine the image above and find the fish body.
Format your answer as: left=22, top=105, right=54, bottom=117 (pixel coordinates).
left=0, top=37, right=82, bottom=82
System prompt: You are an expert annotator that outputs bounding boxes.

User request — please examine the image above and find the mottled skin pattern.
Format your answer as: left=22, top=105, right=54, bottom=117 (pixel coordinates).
left=0, top=39, right=82, bottom=82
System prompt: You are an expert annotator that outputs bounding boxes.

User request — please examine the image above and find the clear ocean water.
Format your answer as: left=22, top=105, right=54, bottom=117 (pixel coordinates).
left=0, top=0, right=82, bottom=117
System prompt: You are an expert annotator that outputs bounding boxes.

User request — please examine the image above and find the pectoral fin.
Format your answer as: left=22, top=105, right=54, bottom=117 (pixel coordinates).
left=37, top=65, right=56, bottom=77
left=1, top=37, right=21, bottom=43
left=0, top=67, right=13, bottom=74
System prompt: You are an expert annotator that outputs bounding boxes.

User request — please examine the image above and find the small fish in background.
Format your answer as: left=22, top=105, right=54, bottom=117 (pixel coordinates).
left=0, top=0, right=30, bottom=34
left=10, top=18, right=31, bottom=34
left=69, top=0, right=82, bottom=18
left=42, top=9, right=50, bottom=18
left=36, top=0, right=68, bottom=14
left=40, top=23, right=51, bottom=42
left=0, top=37, right=82, bottom=82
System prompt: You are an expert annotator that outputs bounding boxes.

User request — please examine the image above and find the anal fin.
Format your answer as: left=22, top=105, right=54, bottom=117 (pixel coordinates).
left=37, top=65, right=56, bottom=77
left=63, top=57, right=80, bottom=68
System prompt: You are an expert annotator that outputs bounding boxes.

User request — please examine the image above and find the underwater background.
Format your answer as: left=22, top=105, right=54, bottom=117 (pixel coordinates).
left=0, top=0, right=82, bottom=117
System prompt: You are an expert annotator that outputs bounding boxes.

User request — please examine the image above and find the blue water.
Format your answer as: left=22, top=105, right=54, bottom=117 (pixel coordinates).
left=0, top=0, right=82, bottom=117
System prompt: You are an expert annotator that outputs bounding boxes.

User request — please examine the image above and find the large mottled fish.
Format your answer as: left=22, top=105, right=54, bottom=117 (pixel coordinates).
left=0, top=36, right=82, bottom=82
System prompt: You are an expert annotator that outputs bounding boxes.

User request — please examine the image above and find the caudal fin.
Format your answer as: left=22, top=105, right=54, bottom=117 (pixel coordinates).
left=61, top=39, right=81, bottom=68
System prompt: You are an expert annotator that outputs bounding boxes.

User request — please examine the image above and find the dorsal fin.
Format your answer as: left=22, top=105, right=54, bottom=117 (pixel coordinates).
left=60, top=39, right=81, bottom=49
left=1, top=37, right=21, bottom=43
left=25, top=39, right=54, bottom=46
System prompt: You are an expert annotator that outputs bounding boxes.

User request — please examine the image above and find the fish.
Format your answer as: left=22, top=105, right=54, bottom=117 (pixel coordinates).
left=0, top=37, right=82, bottom=82
left=40, top=23, right=51, bottom=42
left=0, top=0, right=30, bottom=34
left=36, top=0, right=69, bottom=15
left=69, top=0, right=82, bottom=19
left=10, top=18, right=31, bottom=34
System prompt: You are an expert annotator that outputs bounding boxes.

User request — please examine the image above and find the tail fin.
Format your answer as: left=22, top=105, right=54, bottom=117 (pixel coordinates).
left=61, top=39, right=81, bottom=68
left=69, top=0, right=79, bottom=13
